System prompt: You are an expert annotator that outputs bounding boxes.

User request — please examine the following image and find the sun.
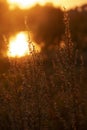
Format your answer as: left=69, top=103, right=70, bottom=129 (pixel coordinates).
left=7, top=32, right=29, bottom=57
left=7, top=0, right=65, bottom=10
left=7, top=0, right=84, bottom=10
left=7, top=31, right=41, bottom=57
left=7, top=0, right=45, bottom=9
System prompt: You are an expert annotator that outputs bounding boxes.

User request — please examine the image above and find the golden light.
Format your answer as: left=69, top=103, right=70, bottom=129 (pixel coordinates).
left=7, top=31, right=41, bottom=57
left=7, top=0, right=45, bottom=10
left=6, top=0, right=64, bottom=10
left=7, top=32, right=29, bottom=57
left=7, top=0, right=87, bottom=10
left=60, top=41, right=66, bottom=49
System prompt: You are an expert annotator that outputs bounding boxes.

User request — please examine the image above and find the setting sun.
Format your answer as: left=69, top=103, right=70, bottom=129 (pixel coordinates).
left=8, top=32, right=29, bottom=57
left=7, top=0, right=45, bottom=9
left=7, top=0, right=87, bottom=10
left=7, top=31, right=41, bottom=57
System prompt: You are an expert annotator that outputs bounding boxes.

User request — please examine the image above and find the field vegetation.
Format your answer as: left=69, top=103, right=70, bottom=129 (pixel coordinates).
left=0, top=7, right=87, bottom=130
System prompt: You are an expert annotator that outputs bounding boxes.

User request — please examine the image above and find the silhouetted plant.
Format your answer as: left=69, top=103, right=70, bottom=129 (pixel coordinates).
left=0, top=8, right=85, bottom=130
left=51, top=9, right=85, bottom=130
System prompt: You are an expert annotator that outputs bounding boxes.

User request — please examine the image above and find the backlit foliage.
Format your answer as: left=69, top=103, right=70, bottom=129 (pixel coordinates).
left=0, top=9, right=86, bottom=130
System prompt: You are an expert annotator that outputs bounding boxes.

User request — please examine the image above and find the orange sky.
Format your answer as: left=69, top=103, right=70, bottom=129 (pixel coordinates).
left=6, top=0, right=87, bottom=10
left=53, top=0, right=87, bottom=9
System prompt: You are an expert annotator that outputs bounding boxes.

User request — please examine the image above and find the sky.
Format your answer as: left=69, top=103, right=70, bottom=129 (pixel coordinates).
left=50, top=0, right=87, bottom=9
left=6, top=0, right=87, bottom=10
left=55, top=0, right=87, bottom=9
left=0, top=0, right=87, bottom=56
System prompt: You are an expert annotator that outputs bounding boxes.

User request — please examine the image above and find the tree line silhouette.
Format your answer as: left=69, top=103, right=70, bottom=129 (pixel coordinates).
left=0, top=1, right=87, bottom=55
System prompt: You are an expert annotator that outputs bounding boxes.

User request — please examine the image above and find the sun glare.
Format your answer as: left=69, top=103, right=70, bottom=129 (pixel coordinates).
left=7, top=0, right=45, bottom=9
left=7, top=0, right=87, bottom=10
left=8, top=32, right=29, bottom=57
left=7, top=0, right=62, bottom=10
left=7, top=31, right=41, bottom=57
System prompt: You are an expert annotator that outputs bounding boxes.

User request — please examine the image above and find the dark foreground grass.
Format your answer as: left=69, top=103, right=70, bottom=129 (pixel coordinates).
left=0, top=10, right=87, bottom=130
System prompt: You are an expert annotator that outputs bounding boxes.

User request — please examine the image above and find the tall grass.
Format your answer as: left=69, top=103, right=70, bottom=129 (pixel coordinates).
left=52, top=9, right=85, bottom=130
left=0, top=10, right=85, bottom=130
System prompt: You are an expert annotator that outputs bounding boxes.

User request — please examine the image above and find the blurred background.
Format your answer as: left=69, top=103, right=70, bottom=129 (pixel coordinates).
left=0, top=0, right=87, bottom=69
left=0, top=1, right=87, bottom=130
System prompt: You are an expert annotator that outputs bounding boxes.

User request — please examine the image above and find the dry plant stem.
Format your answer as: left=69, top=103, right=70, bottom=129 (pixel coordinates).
left=63, top=9, right=84, bottom=130
left=0, top=8, right=85, bottom=130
